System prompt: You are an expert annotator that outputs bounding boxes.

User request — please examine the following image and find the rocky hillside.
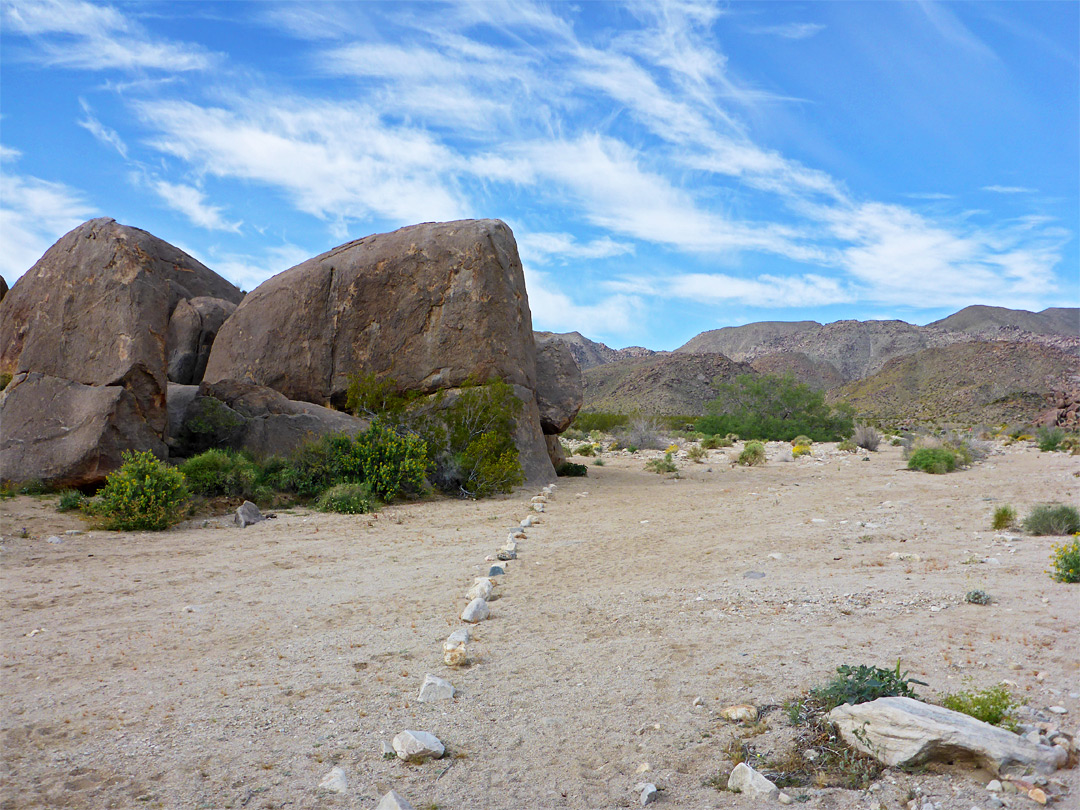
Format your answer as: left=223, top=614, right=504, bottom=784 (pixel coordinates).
left=677, top=320, right=819, bottom=360
left=583, top=352, right=753, bottom=416
left=749, top=351, right=846, bottom=391
left=831, top=341, right=1080, bottom=427
left=928, top=305, right=1078, bottom=336
left=535, top=331, right=656, bottom=370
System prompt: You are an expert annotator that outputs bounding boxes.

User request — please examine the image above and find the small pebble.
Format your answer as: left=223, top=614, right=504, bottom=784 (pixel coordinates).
left=986, top=780, right=1002, bottom=792
left=1048, top=706, right=1068, bottom=714
left=318, top=766, right=347, bottom=793
left=46, top=536, right=63, bottom=544
left=488, top=566, right=505, bottom=577
left=636, top=783, right=658, bottom=806
left=779, top=793, right=793, bottom=805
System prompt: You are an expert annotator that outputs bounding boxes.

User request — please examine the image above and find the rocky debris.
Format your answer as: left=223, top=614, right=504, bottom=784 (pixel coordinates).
left=376, top=791, right=416, bottom=810
left=317, top=766, right=347, bottom=793
left=636, top=782, right=658, bottom=805
left=889, top=552, right=922, bottom=562
left=417, top=674, right=455, bottom=703
left=1035, top=388, right=1080, bottom=429
left=466, top=578, right=494, bottom=601
left=166, top=296, right=238, bottom=385
left=497, top=549, right=516, bottom=561
left=235, top=501, right=264, bottom=528
left=461, top=598, right=490, bottom=623
left=391, top=730, right=444, bottom=762
left=828, top=696, right=1069, bottom=775
left=0, top=218, right=241, bottom=485
left=534, top=335, right=584, bottom=433
left=727, top=762, right=779, bottom=799
left=0, top=372, right=168, bottom=488
left=719, top=705, right=759, bottom=722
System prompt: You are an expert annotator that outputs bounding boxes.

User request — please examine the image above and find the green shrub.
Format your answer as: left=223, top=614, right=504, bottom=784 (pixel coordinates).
left=890, top=436, right=903, bottom=446
left=1049, top=536, right=1080, bottom=582
left=964, top=589, right=992, bottom=605
left=315, top=483, right=377, bottom=514
left=942, top=685, right=1019, bottom=730
left=555, top=461, right=588, bottom=477
left=572, top=412, right=630, bottom=433
left=644, top=452, right=677, bottom=474
left=57, top=489, right=87, bottom=513
left=0, top=372, right=11, bottom=390
left=17, top=479, right=51, bottom=496
left=791, top=435, right=813, bottom=447
left=179, top=449, right=259, bottom=498
left=353, top=420, right=429, bottom=500
left=593, top=457, right=605, bottom=467
left=1024, top=503, right=1080, bottom=536
left=575, top=442, right=598, bottom=457
left=810, top=662, right=925, bottom=711
left=93, top=450, right=190, bottom=531
left=991, top=505, right=1016, bottom=531
left=687, top=445, right=707, bottom=463
left=697, top=373, right=854, bottom=442
left=562, top=428, right=587, bottom=442
left=173, top=395, right=246, bottom=456
left=737, top=441, right=766, bottom=466
left=907, top=447, right=957, bottom=474
left=837, top=439, right=857, bottom=453
left=1036, top=426, right=1065, bottom=452
left=344, top=372, right=419, bottom=421
left=700, top=434, right=726, bottom=450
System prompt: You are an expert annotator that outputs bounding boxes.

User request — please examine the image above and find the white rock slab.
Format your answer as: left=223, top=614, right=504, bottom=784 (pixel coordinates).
left=376, top=789, right=416, bottom=810
left=828, top=697, right=1068, bottom=775
left=318, top=766, right=347, bottom=793
left=466, top=578, right=493, bottom=601
left=418, top=673, right=455, bottom=703
left=727, top=762, right=779, bottom=799
left=446, top=628, right=470, bottom=645
left=461, top=598, right=490, bottom=623
left=392, top=730, right=445, bottom=762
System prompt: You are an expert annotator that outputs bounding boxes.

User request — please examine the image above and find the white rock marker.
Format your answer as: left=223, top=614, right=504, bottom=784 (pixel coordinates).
left=376, top=791, right=416, bottom=810
left=417, top=673, right=455, bottom=703
left=318, top=766, right=347, bottom=793
left=727, top=762, right=779, bottom=799
left=461, top=597, right=490, bottom=623
left=392, top=730, right=445, bottom=762
left=520, top=515, right=534, bottom=528
left=466, top=578, right=494, bottom=601
left=446, top=628, right=471, bottom=645
left=443, top=639, right=468, bottom=667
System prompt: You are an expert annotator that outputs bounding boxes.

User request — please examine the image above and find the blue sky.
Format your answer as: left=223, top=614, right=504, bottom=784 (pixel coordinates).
left=1, top=0, right=1076, bottom=350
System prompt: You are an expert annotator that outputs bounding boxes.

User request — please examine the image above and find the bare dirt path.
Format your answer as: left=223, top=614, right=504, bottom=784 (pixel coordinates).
left=2, top=442, right=1077, bottom=809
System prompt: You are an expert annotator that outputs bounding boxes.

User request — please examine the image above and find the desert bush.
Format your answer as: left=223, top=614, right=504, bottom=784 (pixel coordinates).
left=1048, top=536, right=1080, bottom=583
left=555, top=461, right=588, bottom=477
left=792, top=443, right=812, bottom=458
left=315, top=482, right=377, bottom=514
left=173, top=395, right=246, bottom=456
left=179, top=449, right=260, bottom=498
left=791, top=435, right=813, bottom=447
left=810, top=662, right=925, bottom=711
left=1024, top=503, right=1080, bottom=536
left=574, top=442, right=598, bottom=457
left=353, top=420, right=429, bottom=500
left=890, top=436, right=903, bottom=446
left=56, top=489, right=88, bottom=512
left=593, top=457, right=605, bottom=466
left=686, top=445, right=707, bottom=463
left=991, top=505, right=1016, bottom=530
left=644, top=452, right=677, bottom=474
left=737, top=441, right=766, bottom=466
left=942, top=685, right=1019, bottom=730
left=93, top=450, right=190, bottom=531
left=665, top=443, right=680, bottom=454
left=624, top=416, right=667, bottom=451
left=907, top=447, right=957, bottom=474
left=572, top=411, right=630, bottom=433
left=697, top=373, right=854, bottom=442
left=837, top=439, right=857, bottom=453
left=853, top=425, right=881, bottom=451
left=701, top=434, right=732, bottom=449
left=964, top=589, right=992, bottom=605
left=1036, top=426, right=1064, bottom=452
left=562, top=427, right=587, bottom=442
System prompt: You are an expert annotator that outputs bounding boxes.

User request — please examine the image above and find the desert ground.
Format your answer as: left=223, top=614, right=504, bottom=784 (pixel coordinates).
left=1, top=441, right=1077, bottom=810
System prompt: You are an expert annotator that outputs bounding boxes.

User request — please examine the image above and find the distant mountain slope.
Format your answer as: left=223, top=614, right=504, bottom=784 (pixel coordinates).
left=534, top=331, right=657, bottom=370
left=928, top=306, right=1078, bottom=336
left=677, top=321, right=819, bottom=360
left=582, top=352, right=753, bottom=416
left=832, top=341, right=1080, bottom=426
left=749, top=351, right=846, bottom=391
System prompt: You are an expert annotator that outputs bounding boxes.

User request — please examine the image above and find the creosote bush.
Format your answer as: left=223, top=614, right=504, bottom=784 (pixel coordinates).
left=686, top=444, right=707, bottom=463
left=179, top=449, right=260, bottom=499
left=836, top=439, right=857, bottom=453
left=315, top=483, right=377, bottom=514
left=737, top=441, right=766, bottom=466
left=644, top=452, right=677, bottom=474
left=1048, top=536, right=1080, bottom=583
left=1036, top=426, right=1065, bottom=452
left=1023, top=503, right=1080, bottom=536
left=991, top=505, right=1016, bottom=531
left=93, top=450, right=190, bottom=531
left=907, top=447, right=957, bottom=474
left=942, top=685, right=1020, bottom=730
left=555, top=461, right=588, bottom=477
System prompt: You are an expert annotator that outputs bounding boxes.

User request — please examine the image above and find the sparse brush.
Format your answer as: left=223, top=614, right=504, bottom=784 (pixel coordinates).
left=56, top=489, right=88, bottom=513
left=92, top=450, right=190, bottom=531
left=1048, top=536, right=1079, bottom=583
left=644, top=452, right=678, bottom=474
left=665, top=443, right=680, bottom=454
left=592, top=457, right=605, bottom=466
left=179, top=448, right=260, bottom=499
left=809, top=661, right=925, bottom=711
left=836, top=439, right=857, bottom=453
left=315, top=483, right=377, bottom=514
left=964, top=589, right=992, bottom=605
left=992, top=505, right=1016, bottom=530
left=942, top=684, right=1020, bottom=730
left=737, top=441, right=766, bottom=466
left=701, top=434, right=733, bottom=449
left=793, top=444, right=812, bottom=457
left=574, top=442, right=597, bottom=457
left=791, top=435, right=813, bottom=447
left=625, top=417, right=667, bottom=451
left=1036, top=426, right=1065, bottom=452
left=853, top=425, right=881, bottom=452
left=1024, top=503, right=1080, bottom=536
left=687, top=445, right=707, bottom=463
left=555, top=461, right=588, bottom=477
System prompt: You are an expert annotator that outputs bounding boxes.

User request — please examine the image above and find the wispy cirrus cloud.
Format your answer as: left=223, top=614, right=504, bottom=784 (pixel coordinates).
left=77, top=98, right=128, bottom=158
left=151, top=179, right=241, bottom=233
left=1, top=0, right=217, bottom=72
left=982, top=185, right=1036, bottom=194
left=746, top=23, right=826, bottom=40
left=524, top=267, right=643, bottom=335
left=517, top=231, right=634, bottom=264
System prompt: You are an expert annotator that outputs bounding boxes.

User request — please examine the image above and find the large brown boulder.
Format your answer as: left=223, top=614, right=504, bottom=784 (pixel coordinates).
left=0, top=373, right=167, bottom=488
left=166, top=296, right=239, bottom=385
left=534, top=335, right=584, bottom=434
left=0, top=218, right=243, bottom=435
left=204, top=219, right=537, bottom=404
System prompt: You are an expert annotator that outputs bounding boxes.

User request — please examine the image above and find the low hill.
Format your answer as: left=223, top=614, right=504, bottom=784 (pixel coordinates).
left=583, top=352, right=753, bottom=416
left=832, top=341, right=1080, bottom=427
left=928, top=306, right=1078, bottom=337
left=534, top=331, right=617, bottom=370
left=677, top=321, right=819, bottom=360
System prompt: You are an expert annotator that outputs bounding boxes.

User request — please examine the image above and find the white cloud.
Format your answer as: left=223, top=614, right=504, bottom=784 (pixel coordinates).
left=517, top=232, right=634, bottom=263
left=524, top=267, right=643, bottom=335
left=78, top=99, right=127, bottom=158
left=204, top=244, right=314, bottom=291
left=0, top=145, right=22, bottom=161
left=746, top=23, right=826, bottom=40
left=982, top=185, right=1036, bottom=194
left=903, top=192, right=954, bottom=200
left=2, top=0, right=216, bottom=72
left=151, top=180, right=241, bottom=233
left=666, top=272, right=850, bottom=307
left=0, top=171, right=94, bottom=281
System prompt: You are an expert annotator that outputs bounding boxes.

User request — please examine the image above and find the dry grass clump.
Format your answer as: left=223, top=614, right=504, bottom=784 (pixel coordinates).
left=853, top=425, right=881, bottom=451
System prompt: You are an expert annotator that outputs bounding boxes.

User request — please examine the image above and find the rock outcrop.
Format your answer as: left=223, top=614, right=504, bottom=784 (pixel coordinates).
left=1035, top=388, right=1080, bottom=429
left=534, top=335, right=584, bottom=433
left=166, top=296, right=239, bottom=385
left=0, top=218, right=242, bottom=485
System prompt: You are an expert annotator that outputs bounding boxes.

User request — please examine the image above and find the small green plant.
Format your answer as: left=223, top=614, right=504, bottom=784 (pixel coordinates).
left=701, top=434, right=724, bottom=450
left=941, top=684, right=1019, bottom=730
left=836, top=439, right=857, bottom=453
left=592, top=457, right=605, bottom=467
left=964, top=589, right=992, bottom=605
left=1024, top=503, right=1080, bottom=536
left=1036, top=426, right=1065, bottom=452
left=890, top=436, right=903, bottom=446
left=644, top=452, right=678, bottom=474
left=179, top=449, right=260, bottom=498
left=315, top=483, right=377, bottom=514
left=791, top=436, right=813, bottom=448
left=17, top=479, right=51, bottom=496
left=687, top=444, right=707, bottom=463
left=56, top=489, right=88, bottom=512
left=1048, top=536, right=1080, bottom=582
left=555, top=461, right=588, bottom=477
left=907, top=447, right=957, bottom=474
left=737, top=441, right=766, bottom=466
left=0, top=372, right=11, bottom=390
left=810, top=661, right=926, bottom=711
left=575, top=442, right=598, bottom=457
left=93, top=450, right=190, bottom=531
left=991, top=505, right=1016, bottom=530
